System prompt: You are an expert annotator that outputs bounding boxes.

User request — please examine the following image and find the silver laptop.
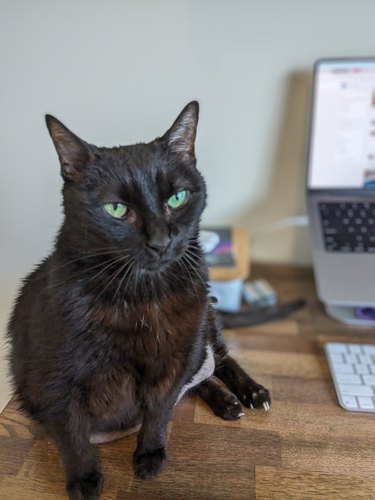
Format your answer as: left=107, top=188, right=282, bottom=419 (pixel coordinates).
left=307, top=58, right=375, bottom=325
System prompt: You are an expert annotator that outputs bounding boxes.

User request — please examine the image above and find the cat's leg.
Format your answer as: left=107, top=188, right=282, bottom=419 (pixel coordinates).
left=45, top=412, right=103, bottom=500
left=207, top=305, right=271, bottom=411
left=194, top=376, right=244, bottom=420
left=133, top=401, right=173, bottom=480
left=214, top=354, right=271, bottom=411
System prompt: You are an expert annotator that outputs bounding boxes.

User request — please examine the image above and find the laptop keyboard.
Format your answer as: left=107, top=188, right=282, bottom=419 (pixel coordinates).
left=325, top=343, right=375, bottom=412
left=319, top=202, right=375, bottom=252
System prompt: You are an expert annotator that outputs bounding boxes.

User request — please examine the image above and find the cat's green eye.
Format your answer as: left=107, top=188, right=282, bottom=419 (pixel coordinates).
left=103, top=202, right=128, bottom=219
left=166, top=190, right=188, bottom=210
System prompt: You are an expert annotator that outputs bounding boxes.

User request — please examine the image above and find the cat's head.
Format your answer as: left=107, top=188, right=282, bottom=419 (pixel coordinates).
left=46, top=102, right=207, bottom=272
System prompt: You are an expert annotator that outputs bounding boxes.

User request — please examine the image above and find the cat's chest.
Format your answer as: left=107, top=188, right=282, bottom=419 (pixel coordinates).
left=120, top=297, right=205, bottom=379
left=86, top=292, right=207, bottom=410
left=93, top=290, right=205, bottom=347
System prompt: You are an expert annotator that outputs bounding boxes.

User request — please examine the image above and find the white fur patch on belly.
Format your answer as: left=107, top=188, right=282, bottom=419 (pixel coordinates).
left=176, top=344, right=215, bottom=403
left=89, top=424, right=141, bottom=444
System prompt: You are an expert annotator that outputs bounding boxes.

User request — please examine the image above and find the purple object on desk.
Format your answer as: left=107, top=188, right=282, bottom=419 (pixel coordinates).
left=355, top=307, right=375, bottom=320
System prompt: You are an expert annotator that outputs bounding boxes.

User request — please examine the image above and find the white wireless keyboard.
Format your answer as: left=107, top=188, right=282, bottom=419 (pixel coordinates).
left=325, top=342, right=375, bottom=413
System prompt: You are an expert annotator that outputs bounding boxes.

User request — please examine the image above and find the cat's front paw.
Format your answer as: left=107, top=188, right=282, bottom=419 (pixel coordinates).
left=133, top=447, right=167, bottom=479
left=66, top=470, right=103, bottom=500
left=212, top=391, right=245, bottom=420
left=241, top=385, right=271, bottom=411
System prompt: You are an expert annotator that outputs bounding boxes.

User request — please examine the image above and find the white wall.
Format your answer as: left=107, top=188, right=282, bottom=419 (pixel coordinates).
left=2, top=0, right=375, bottom=408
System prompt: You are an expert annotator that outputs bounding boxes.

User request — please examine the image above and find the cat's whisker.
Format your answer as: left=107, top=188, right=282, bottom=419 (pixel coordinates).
left=93, top=256, right=134, bottom=302
left=124, top=261, right=138, bottom=298
left=187, top=246, right=206, bottom=260
left=65, top=248, right=131, bottom=271
left=90, top=268, right=123, bottom=300
left=184, top=249, right=207, bottom=278
left=41, top=252, right=132, bottom=292
left=188, top=234, right=200, bottom=244
left=179, top=255, right=199, bottom=301
left=136, top=268, right=147, bottom=300
left=163, top=267, right=185, bottom=290
left=182, top=251, right=207, bottom=289
left=35, top=247, right=128, bottom=281
left=68, top=253, right=131, bottom=286
left=86, top=254, right=131, bottom=286
left=53, top=247, right=122, bottom=266
left=153, top=268, right=170, bottom=301
left=113, top=258, right=136, bottom=303
left=185, top=245, right=207, bottom=266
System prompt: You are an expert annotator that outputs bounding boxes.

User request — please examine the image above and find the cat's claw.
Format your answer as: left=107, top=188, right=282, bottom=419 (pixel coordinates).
left=238, top=385, right=271, bottom=410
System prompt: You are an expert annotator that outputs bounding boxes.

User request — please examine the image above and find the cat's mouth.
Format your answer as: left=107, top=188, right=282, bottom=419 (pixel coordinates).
left=141, top=255, right=174, bottom=273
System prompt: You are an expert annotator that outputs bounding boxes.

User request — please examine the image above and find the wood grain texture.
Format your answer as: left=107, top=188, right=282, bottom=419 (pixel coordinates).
left=1, top=264, right=375, bottom=499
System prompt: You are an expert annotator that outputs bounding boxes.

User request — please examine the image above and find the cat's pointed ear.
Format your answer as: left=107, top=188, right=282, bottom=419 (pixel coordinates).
left=162, top=101, right=199, bottom=162
left=45, top=115, right=97, bottom=182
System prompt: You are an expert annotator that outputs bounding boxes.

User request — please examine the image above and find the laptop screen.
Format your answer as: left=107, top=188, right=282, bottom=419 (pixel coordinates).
left=308, top=59, right=375, bottom=190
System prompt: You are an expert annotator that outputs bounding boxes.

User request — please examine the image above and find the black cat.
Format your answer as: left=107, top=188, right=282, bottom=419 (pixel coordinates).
left=7, top=102, right=270, bottom=499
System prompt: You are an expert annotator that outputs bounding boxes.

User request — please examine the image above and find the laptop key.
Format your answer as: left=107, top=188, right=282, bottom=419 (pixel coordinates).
left=319, top=202, right=375, bottom=253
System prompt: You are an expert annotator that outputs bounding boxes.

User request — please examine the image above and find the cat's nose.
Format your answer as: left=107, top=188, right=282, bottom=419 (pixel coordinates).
left=146, top=234, right=171, bottom=256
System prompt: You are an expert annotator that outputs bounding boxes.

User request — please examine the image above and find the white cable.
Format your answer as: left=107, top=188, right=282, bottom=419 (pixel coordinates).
left=251, top=215, right=309, bottom=243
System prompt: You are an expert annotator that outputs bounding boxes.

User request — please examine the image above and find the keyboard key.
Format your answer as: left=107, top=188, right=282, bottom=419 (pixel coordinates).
left=339, top=384, right=373, bottom=397
left=327, top=343, right=348, bottom=354
left=348, top=345, right=362, bottom=354
left=355, top=364, right=370, bottom=375
left=358, top=397, right=375, bottom=410
left=358, top=355, right=372, bottom=365
left=336, top=374, right=362, bottom=384
left=330, top=354, right=343, bottom=363
left=336, top=373, right=362, bottom=385
left=361, top=374, right=375, bottom=386
left=341, top=396, right=358, bottom=409
left=344, top=354, right=357, bottom=364
left=333, top=363, right=355, bottom=374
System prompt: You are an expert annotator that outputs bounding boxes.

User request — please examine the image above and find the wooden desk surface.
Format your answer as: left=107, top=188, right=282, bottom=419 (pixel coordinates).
left=1, top=265, right=374, bottom=499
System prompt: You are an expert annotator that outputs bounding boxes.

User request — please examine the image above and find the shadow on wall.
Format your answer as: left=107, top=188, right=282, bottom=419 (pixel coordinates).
left=238, top=71, right=313, bottom=265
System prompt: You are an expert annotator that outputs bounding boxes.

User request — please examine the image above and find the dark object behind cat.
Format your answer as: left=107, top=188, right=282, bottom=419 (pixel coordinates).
left=7, top=102, right=271, bottom=499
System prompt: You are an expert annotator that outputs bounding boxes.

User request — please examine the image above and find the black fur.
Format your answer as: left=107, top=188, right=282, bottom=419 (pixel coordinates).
left=7, top=102, right=270, bottom=499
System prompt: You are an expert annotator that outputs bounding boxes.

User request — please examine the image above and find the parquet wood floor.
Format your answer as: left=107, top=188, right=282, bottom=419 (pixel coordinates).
left=1, top=265, right=374, bottom=499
